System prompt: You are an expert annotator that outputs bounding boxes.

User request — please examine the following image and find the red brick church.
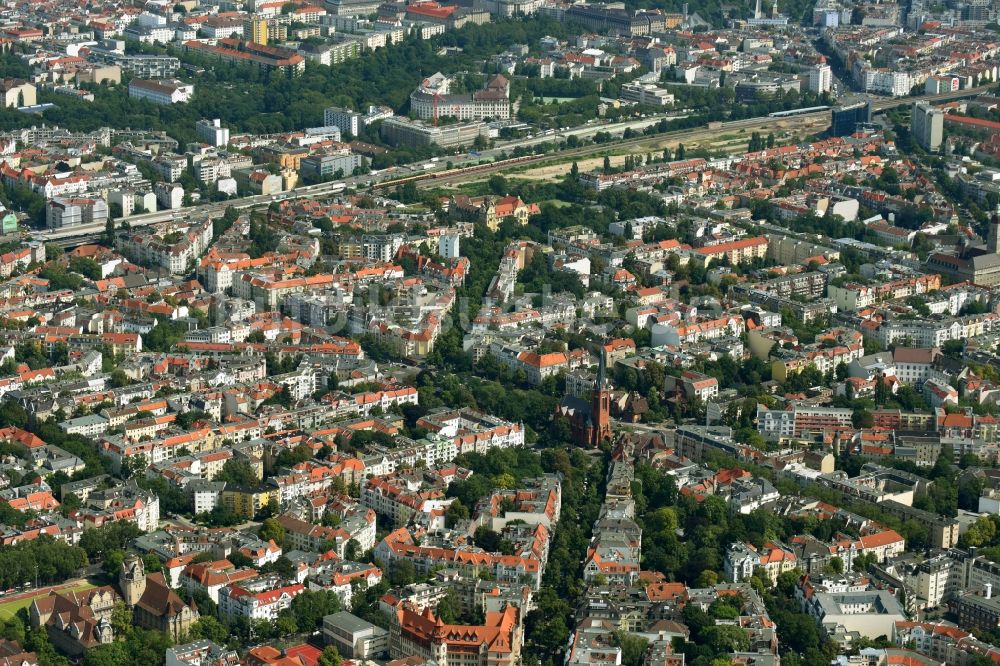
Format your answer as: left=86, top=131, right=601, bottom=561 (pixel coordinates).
left=556, top=347, right=612, bottom=447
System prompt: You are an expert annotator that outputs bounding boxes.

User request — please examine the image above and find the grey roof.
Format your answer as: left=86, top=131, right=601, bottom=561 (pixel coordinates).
left=323, top=610, right=383, bottom=635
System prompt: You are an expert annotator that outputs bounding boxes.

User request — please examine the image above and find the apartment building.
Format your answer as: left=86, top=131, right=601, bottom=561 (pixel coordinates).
left=183, top=39, right=305, bottom=75
left=663, top=370, right=718, bottom=403
left=46, top=197, right=108, bottom=229
left=864, top=314, right=1000, bottom=348
left=276, top=509, right=376, bottom=558
left=361, top=472, right=452, bottom=527
left=828, top=274, right=941, bottom=311
left=694, top=236, right=768, bottom=266
left=881, top=500, right=960, bottom=549
left=725, top=541, right=798, bottom=584
left=651, top=313, right=744, bottom=348
left=756, top=404, right=853, bottom=440
left=181, top=560, right=260, bottom=604
left=486, top=342, right=587, bottom=385
left=115, top=218, right=213, bottom=274
left=219, top=580, right=305, bottom=622
left=196, top=119, right=230, bottom=147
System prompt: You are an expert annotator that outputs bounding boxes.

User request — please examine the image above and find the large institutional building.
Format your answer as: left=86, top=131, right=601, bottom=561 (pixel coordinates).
left=389, top=602, right=522, bottom=666
left=926, top=207, right=1000, bottom=286
left=409, top=72, right=511, bottom=122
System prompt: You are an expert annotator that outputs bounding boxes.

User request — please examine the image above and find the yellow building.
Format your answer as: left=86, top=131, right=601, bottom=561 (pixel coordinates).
left=450, top=194, right=541, bottom=232
left=243, top=17, right=269, bottom=45
left=222, top=485, right=278, bottom=518
left=338, top=238, right=363, bottom=259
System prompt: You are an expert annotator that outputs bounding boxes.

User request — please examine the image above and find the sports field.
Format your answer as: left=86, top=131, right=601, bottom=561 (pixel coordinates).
left=0, top=581, right=96, bottom=620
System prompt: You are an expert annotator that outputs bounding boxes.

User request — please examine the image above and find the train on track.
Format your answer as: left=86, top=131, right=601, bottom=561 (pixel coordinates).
left=767, top=106, right=831, bottom=118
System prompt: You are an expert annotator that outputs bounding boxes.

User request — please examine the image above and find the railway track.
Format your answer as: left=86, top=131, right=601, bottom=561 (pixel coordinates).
left=36, top=84, right=997, bottom=246
left=376, top=83, right=997, bottom=192
left=377, top=112, right=828, bottom=191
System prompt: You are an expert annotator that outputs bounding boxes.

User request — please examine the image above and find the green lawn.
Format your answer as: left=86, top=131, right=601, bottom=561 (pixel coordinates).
left=0, top=581, right=95, bottom=620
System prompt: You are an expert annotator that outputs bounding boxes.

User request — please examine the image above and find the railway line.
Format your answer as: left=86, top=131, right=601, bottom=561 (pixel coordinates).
left=376, top=112, right=831, bottom=191
left=374, top=84, right=996, bottom=193
left=33, top=83, right=995, bottom=247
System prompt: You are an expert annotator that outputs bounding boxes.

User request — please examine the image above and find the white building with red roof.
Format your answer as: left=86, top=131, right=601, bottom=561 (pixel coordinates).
left=219, top=580, right=304, bottom=622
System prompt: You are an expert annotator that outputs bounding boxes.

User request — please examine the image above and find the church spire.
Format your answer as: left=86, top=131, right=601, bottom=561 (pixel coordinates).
left=597, top=344, right=606, bottom=390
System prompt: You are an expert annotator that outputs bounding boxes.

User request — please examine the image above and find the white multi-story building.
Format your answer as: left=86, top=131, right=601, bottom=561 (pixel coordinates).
left=854, top=63, right=914, bottom=97
left=439, top=234, right=460, bottom=259
left=196, top=119, right=230, bottom=147
left=868, top=314, right=1000, bottom=348
left=151, top=155, right=187, bottom=182
left=808, top=58, right=832, bottom=94
left=46, top=197, right=108, bottom=229
left=620, top=82, right=675, bottom=107
left=912, top=102, right=943, bottom=152
left=362, top=234, right=404, bottom=262
left=108, top=189, right=136, bottom=217
left=220, top=582, right=304, bottom=621
left=651, top=314, right=744, bottom=347
left=154, top=182, right=184, bottom=210
left=128, top=79, right=194, bottom=105
left=324, top=106, right=361, bottom=136
left=59, top=414, right=110, bottom=437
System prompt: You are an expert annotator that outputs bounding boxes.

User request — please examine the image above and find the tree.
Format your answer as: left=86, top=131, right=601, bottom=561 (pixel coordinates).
left=24, top=627, right=67, bottom=666
left=614, top=631, right=648, bottom=666
left=853, top=552, right=878, bottom=571
left=289, top=589, right=341, bottom=631
left=317, top=646, right=342, bottom=666
left=962, top=516, right=998, bottom=547
left=388, top=559, right=416, bottom=586
left=120, top=455, right=145, bottom=480
left=445, top=500, right=470, bottom=528
left=703, top=624, right=750, bottom=653
left=695, top=569, right=718, bottom=587
left=436, top=588, right=461, bottom=624
left=188, top=616, right=229, bottom=644
left=102, top=550, right=125, bottom=578
left=835, top=362, right=848, bottom=381
left=142, top=553, right=163, bottom=573
left=275, top=613, right=298, bottom=636
left=216, top=459, right=259, bottom=486
left=110, top=602, right=133, bottom=636
left=493, top=472, right=516, bottom=489
left=83, top=643, right=126, bottom=666
left=259, top=517, right=285, bottom=546
left=474, top=526, right=502, bottom=552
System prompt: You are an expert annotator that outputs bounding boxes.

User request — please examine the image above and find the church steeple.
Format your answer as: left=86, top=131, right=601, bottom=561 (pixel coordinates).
left=591, top=343, right=612, bottom=447
left=597, top=345, right=606, bottom=390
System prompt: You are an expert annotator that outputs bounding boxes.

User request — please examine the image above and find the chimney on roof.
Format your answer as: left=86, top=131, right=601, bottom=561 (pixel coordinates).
left=987, top=583, right=993, bottom=599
